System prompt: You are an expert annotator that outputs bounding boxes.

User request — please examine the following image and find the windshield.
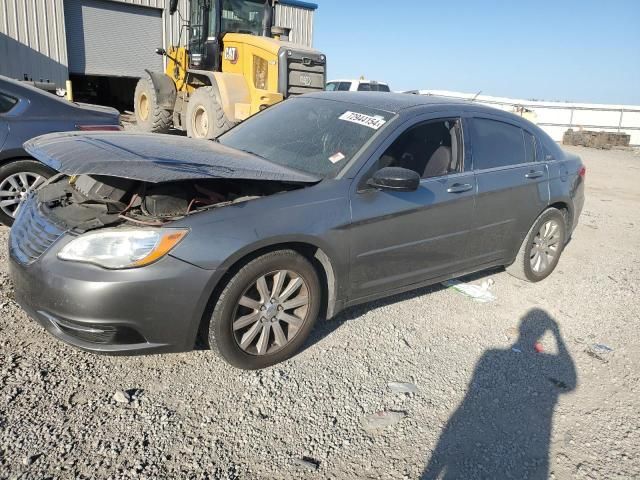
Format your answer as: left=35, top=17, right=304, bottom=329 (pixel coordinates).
left=218, top=98, right=394, bottom=178
left=221, top=0, right=266, bottom=35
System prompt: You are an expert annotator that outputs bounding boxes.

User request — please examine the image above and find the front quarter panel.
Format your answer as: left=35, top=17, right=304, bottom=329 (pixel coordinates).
left=169, top=179, right=351, bottom=291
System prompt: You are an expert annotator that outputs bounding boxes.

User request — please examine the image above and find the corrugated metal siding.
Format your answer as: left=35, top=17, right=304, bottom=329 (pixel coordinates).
left=0, top=0, right=69, bottom=86
left=0, top=0, right=313, bottom=88
left=275, top=3, right=314, bottom=47
left=64, top=0, right=163, bottom=77
left=103, top=0, right=189, bottom=48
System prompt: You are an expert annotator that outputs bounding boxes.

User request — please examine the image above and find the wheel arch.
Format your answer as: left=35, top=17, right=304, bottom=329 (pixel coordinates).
left=196, top=240, right=341, bottom=348
left=143, top=70, right=177, bottom=110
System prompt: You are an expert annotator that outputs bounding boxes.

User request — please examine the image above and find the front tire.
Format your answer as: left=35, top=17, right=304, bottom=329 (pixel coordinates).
left=134, top=76, right=172, bottom=133
left=186, top=86, right=235, bottom=139
left=208, top=250, right=321, bottom=370
left=0, top=160, right=55, bottom=226
left=507, top=207, right=567, bottom=282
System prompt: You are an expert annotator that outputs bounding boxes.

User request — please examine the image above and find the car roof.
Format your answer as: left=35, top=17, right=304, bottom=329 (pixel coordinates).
left=305, top=91, right=541, bottom=126
left=305, top=91, right=487, bottom=113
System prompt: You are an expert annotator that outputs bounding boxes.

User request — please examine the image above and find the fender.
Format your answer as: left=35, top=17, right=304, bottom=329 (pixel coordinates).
left=144, top=70, right=176, bottom=110
left=188, top=69, right=251, bottom=122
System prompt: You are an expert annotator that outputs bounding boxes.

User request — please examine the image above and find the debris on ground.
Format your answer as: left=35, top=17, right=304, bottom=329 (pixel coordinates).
left=442, top=278, right=496, bottom=303
left=388, top=382, right=418, bottom=394
left=548, top=377, right=569, bottom=390
left=112, top=390, right=131, bottom=404
left=293, top=457, right=320, bottom=471
left=585, top=343, right=614, bottom=363
left=361, top=411, right=407, bottom=433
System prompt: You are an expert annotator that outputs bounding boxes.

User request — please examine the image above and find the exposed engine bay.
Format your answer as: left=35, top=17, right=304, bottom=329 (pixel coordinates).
left=36, top=174, right=302, bottom=232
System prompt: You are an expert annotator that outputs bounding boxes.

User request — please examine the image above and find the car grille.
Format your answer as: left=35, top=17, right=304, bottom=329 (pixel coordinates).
left=9, top=195, right=65, bottom=265
left=280, top=49, right=326, bottom=98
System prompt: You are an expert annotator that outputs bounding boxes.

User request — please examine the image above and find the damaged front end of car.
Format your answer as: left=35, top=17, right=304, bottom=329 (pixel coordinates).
left=12, top=131, right=319, bottom=266
left=8, top=131, right=322, bottom=353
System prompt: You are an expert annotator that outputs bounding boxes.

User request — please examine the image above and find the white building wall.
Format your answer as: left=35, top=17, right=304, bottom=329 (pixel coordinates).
left=1, top=0, right=315, bottom=87
left=419, top=90, right=640, bottom=146
left=275, top=3, right=315, bottom=47
left=0, top=0, right=69, bottom=86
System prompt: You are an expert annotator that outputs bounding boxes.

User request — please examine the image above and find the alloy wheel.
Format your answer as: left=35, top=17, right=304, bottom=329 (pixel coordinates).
left=232, top=270, right=310, bottom=356
left=530, top=219, right=562, bottom=274
left=0, top=172, right=46, bottom=218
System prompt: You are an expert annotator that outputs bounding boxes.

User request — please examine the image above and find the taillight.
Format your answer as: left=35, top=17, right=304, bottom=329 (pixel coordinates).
left=76, top=125, right=122, bottom=131
left=578, top=165, right=586, bottom=178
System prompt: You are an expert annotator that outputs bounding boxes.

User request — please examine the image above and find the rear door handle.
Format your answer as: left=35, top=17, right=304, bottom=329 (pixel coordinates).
left=447, top=183, right=473, bottom=194
left=525, top=170, right=544, bottom=179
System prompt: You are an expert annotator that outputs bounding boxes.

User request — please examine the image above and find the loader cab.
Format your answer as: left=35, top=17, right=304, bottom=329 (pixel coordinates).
left=187, top=0, right=273, bottom=71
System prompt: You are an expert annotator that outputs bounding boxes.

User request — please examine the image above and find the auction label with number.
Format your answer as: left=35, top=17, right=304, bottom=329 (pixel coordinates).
left=339, top=111, right=387, bottom=130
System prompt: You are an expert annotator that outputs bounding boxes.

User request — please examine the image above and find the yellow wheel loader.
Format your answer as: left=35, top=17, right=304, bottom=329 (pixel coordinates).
left=134, top=0, right=326, bottom=139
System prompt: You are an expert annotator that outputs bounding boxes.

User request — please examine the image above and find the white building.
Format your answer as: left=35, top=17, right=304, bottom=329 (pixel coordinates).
left=1, top=0, right=317, bottom=90
left=418, top=90, right=640, bottom=146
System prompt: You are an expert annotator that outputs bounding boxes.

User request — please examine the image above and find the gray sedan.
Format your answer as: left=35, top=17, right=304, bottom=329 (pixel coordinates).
left=9, top=92, right=585, bottom=369
left=0, top=75, right=120, bottom=225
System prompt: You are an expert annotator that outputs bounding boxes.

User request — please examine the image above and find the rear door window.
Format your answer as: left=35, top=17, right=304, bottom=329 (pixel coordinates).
left=357, top=83, right=371, bottom=92
left=337, top=82, right=351, bottom=91
left=0, top=93, right=18, bottom=114
left=471, top=118, right=526, bottom=169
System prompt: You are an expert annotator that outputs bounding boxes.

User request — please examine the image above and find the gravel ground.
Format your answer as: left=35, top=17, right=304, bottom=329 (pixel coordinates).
left=0, top=146, right=639, bottom=479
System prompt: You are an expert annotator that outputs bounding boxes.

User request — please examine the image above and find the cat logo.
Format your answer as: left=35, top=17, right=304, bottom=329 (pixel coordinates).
left=224, top=47, right=238, bottom=64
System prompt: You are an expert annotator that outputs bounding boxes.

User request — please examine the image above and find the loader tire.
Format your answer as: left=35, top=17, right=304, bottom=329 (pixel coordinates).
left=134, top=76, right=172, bottom=133
left=186, top=86, right=235, bottom=140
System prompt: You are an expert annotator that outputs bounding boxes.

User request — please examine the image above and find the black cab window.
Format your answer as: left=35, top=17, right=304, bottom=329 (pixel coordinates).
left=357, top=83, right=371, bottom=92
left=325, top=82, right=338, bottom=92
left=471, top=118, right=526, bottom=169
left=378, top=119, right=463, bottom=179
left=337, top=82, right=351, bottom=91
left=0, top=93, right=18, bottom=113
left=373, top=84, right=391, bottom=92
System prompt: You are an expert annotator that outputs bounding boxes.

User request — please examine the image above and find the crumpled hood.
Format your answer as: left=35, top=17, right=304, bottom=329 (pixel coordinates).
left=24, top=131, right=321, bottom=184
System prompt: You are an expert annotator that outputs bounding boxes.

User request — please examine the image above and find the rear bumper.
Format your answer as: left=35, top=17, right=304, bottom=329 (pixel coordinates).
left=9, top=249, right=217, bottom=355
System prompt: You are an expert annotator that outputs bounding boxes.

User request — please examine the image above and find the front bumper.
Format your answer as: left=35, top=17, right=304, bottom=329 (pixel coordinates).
left=9, top=242, right=217, bottom=355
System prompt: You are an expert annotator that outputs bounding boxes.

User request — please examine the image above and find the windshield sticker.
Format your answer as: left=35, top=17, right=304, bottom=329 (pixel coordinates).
left=329, top=152, right=346, bottom=164
left=339, top=111, right=387, bottom=130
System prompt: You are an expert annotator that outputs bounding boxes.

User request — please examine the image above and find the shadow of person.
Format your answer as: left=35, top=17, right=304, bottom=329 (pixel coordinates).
left=422, top=309, right=577, bottom=480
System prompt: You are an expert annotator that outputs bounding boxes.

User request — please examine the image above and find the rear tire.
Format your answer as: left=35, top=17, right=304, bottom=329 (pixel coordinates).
left=134, top=76, right=172, bottom=133
left=0, top=159, right=55, bottom=226
left=506, top=207, right=567, bottom=282
left=186, top=86, right=235, bottom=140
left=208, top=250, right=321, bottom=370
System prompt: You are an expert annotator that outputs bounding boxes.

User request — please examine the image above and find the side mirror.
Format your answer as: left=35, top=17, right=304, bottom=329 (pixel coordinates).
left=169, top=0, right=179, bottom=15
left=155, top=48, right=167, bottom=56
left=366, top=167, right=420, bottom=192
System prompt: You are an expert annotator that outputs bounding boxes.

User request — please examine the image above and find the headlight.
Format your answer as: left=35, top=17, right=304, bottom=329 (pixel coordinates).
left=253, top=55, right=268, bottom=90
left=58, top=229, right=188, bottom=269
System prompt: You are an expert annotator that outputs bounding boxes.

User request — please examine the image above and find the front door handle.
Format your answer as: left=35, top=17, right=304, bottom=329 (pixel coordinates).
left=525, top=170, right=544, bottom=179
left=447, top=183, right=473, bottom=194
